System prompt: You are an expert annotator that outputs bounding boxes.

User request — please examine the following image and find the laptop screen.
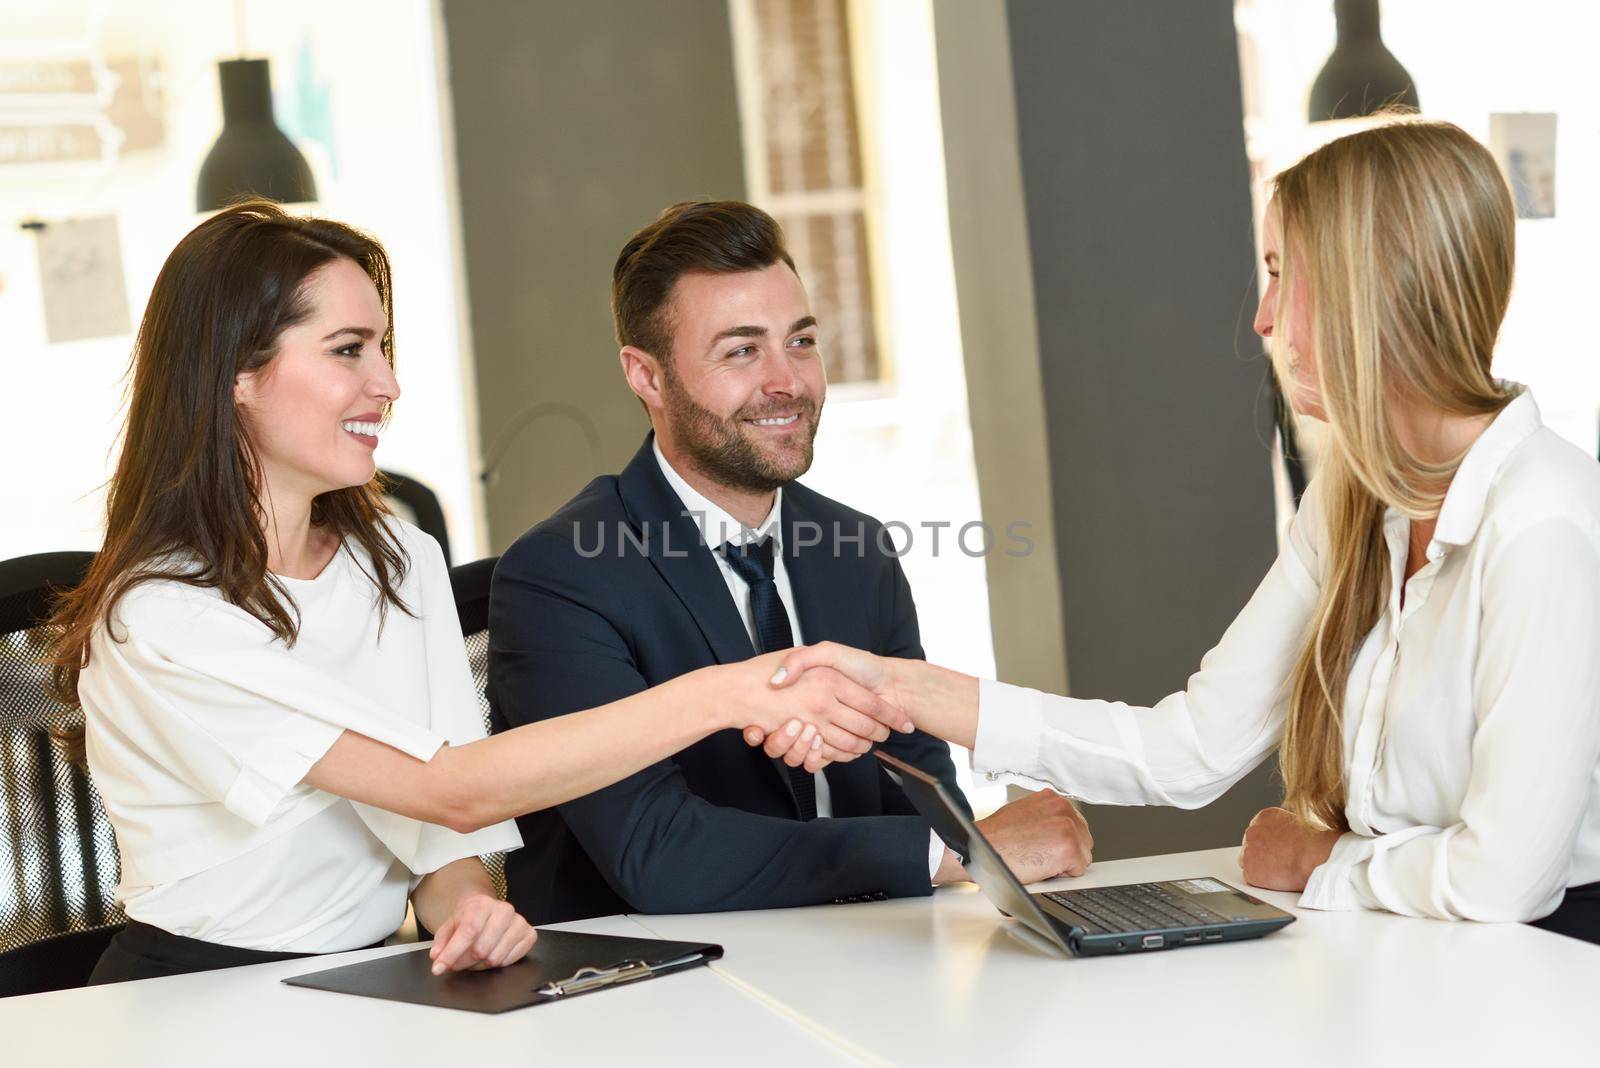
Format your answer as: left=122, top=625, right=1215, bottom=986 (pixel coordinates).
left=875, top=751, right=1073, bottom=954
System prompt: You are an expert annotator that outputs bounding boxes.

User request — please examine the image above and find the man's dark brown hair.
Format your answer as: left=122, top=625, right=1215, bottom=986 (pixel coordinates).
left=611, top=200, right=797, bottom=364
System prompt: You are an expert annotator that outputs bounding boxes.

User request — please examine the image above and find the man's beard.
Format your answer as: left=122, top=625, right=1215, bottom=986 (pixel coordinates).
left=661, top=370, right=821, bottom=494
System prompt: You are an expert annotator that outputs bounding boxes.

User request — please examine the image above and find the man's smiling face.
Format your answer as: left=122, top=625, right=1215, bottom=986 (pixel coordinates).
left=654, top=261, right=827, bottom=493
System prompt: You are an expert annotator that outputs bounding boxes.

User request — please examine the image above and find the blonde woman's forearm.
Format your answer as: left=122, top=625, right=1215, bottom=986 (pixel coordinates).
left=890, top=658, right=980, bottom=749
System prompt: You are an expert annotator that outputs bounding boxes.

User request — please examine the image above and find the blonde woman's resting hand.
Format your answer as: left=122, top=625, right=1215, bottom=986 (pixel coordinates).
left=1238, top=807, right=1341, bottom=892
left=427, top=892, right=538, bottom=975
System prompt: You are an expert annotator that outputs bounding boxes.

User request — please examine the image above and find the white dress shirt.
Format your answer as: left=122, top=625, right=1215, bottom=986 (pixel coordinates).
left=653, top=441, right=946, bottom=878
left=78, top=520, right=521, bottom=951
left=973, top=389, right=1600, bottom=922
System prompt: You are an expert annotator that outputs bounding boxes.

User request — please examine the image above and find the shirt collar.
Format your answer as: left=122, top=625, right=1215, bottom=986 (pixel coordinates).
left=653, top=437, right=783, bottom=553
left=1430, top=385, right=1542, bottom=547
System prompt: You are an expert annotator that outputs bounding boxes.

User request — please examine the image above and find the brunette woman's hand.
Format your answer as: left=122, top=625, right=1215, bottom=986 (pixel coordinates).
left=427, top=893, right=538, bottom=975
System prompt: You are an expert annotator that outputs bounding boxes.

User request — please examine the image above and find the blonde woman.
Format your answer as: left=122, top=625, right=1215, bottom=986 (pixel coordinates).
left=754, top=120, right=1600, bottom=942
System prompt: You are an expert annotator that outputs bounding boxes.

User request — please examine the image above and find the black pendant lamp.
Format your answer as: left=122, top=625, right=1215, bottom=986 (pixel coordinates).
left=1308, top=0, right=1420, bottom=121
left=196, top=58, right=317, bottom=211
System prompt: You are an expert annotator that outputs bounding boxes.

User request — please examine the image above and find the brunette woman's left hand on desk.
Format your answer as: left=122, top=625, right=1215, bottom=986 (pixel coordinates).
left=428, top=893, right=538, bottom=975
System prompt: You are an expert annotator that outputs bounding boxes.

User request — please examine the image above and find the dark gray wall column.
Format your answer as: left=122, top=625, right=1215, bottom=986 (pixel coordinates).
left=441, top=1, right=747, bottom=549
left=931, top=0, right=1069, bottom=698
left=962, top=0, right=1282, bottom=858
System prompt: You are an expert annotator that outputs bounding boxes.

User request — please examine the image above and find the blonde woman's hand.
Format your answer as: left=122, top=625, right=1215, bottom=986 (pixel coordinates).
left=725, top=652, right=911, bottom=767
left=742, top=642, right=908, bottom=756
left=769, top=642, right=898, bottom=706
left=753, top=642, right=982, bottom=751
left=1238, top=807, right=1341, bottom=892
left=427, top=893, right=537, bottom=975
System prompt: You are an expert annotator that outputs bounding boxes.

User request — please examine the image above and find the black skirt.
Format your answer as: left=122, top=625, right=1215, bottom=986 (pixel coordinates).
left=1530, top=880, right=1600, bottom=946
left=87, top=919, right=382, bottom=985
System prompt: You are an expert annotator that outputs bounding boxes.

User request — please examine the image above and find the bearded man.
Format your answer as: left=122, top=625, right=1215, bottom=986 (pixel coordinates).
left=487, top=201, right=1092, bottom=923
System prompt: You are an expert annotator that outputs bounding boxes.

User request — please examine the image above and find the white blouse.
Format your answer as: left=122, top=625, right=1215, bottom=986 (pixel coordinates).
left=78, top=520, right=521, bottom=951
left=973, top=390, right=1600, bottom=923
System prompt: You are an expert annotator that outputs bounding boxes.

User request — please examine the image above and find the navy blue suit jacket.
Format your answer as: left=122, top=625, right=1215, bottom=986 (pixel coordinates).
left=487, top=434, right=969, bottom=923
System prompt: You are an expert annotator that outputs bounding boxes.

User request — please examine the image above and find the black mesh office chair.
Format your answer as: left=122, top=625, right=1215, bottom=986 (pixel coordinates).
left=382, top=471, right=452, bottom=567
left=447, top=556, right=506, bottom=899
left=0, top=552, right=125, bottom=997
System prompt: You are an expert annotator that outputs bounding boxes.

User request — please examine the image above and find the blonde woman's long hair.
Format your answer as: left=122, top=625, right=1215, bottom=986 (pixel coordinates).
left=1271, top=120, right=1518, bottom=830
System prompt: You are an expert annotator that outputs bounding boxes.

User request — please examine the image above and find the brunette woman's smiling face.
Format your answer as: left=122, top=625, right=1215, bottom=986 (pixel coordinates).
left=234, top=257, right=399, bottom=502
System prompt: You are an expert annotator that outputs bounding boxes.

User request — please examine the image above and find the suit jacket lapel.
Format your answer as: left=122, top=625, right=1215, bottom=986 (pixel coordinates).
left=618, top=434, right=755, bottom=667
left=782, top=489, right=875, bottom=651
left=621, top=438, right=872, bottom=818
left=623, top=437, right=824, bottom=816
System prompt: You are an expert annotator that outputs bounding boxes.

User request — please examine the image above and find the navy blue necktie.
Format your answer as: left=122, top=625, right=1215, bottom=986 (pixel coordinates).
left=722, top=536, right=817, bottom=821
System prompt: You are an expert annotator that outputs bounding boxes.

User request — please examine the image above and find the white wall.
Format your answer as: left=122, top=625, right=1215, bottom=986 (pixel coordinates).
left=0, top=0, right=482, bottom=561
left=1238, top=0, right=1600, bottom=456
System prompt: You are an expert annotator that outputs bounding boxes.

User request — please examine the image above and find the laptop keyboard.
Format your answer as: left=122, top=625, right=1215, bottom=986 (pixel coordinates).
left=1042, top=883, right=1229, bottom=935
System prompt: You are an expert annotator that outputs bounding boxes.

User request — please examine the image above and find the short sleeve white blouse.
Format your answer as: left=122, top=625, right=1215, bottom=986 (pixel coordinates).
left=78, top=520, right=521, bottom=951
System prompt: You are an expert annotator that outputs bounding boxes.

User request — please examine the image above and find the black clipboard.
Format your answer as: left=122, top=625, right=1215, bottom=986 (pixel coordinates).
left=282, top=928, right=723, bottom=1014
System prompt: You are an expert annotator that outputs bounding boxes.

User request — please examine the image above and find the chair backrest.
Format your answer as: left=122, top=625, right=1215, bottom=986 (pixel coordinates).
left=382, top=470, right=452, bottom=566
left=447, top=556, right=505, bottom=899
left=0, top=552, right=124, bottom=959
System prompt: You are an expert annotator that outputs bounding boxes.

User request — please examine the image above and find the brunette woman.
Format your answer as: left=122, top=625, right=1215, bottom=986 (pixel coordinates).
left=51, top=201, right=899, bottom=983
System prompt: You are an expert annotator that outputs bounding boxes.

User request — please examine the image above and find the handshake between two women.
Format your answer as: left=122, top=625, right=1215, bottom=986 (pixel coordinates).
left=733, top=642, right=1095, bottom=887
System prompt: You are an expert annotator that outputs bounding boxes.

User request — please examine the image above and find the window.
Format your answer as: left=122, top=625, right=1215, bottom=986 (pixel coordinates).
left=729, top=0, right=1003, bottom=813
left=730, top=0, right=881, bottom=385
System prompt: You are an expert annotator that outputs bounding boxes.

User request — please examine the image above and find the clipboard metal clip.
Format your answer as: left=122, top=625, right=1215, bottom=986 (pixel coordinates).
left=536, top=958, right=654, bottom=997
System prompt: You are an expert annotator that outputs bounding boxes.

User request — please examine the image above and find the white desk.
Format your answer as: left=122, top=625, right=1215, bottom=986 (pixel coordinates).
left=1, top=914, right=858, bottom=1068
left=7, top=851, right=1594, bottom=1067
left=633, top=847, right=1598, bottom=1068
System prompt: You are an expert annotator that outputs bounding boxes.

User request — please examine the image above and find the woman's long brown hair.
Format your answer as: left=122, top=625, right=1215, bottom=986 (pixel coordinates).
left=49, top=200, right=412, bottom=764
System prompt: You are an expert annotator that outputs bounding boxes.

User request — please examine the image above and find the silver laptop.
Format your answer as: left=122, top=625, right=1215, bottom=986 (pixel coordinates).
left=877, top=750, right=1295, bottom=956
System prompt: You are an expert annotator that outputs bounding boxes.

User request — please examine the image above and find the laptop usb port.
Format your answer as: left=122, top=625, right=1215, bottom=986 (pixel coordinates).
left=1182, top=933, right=1201, bottom=943
left=1141, top=935, right=1164, bottom=949
left=1203, top=930, right=1224, bottom=941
